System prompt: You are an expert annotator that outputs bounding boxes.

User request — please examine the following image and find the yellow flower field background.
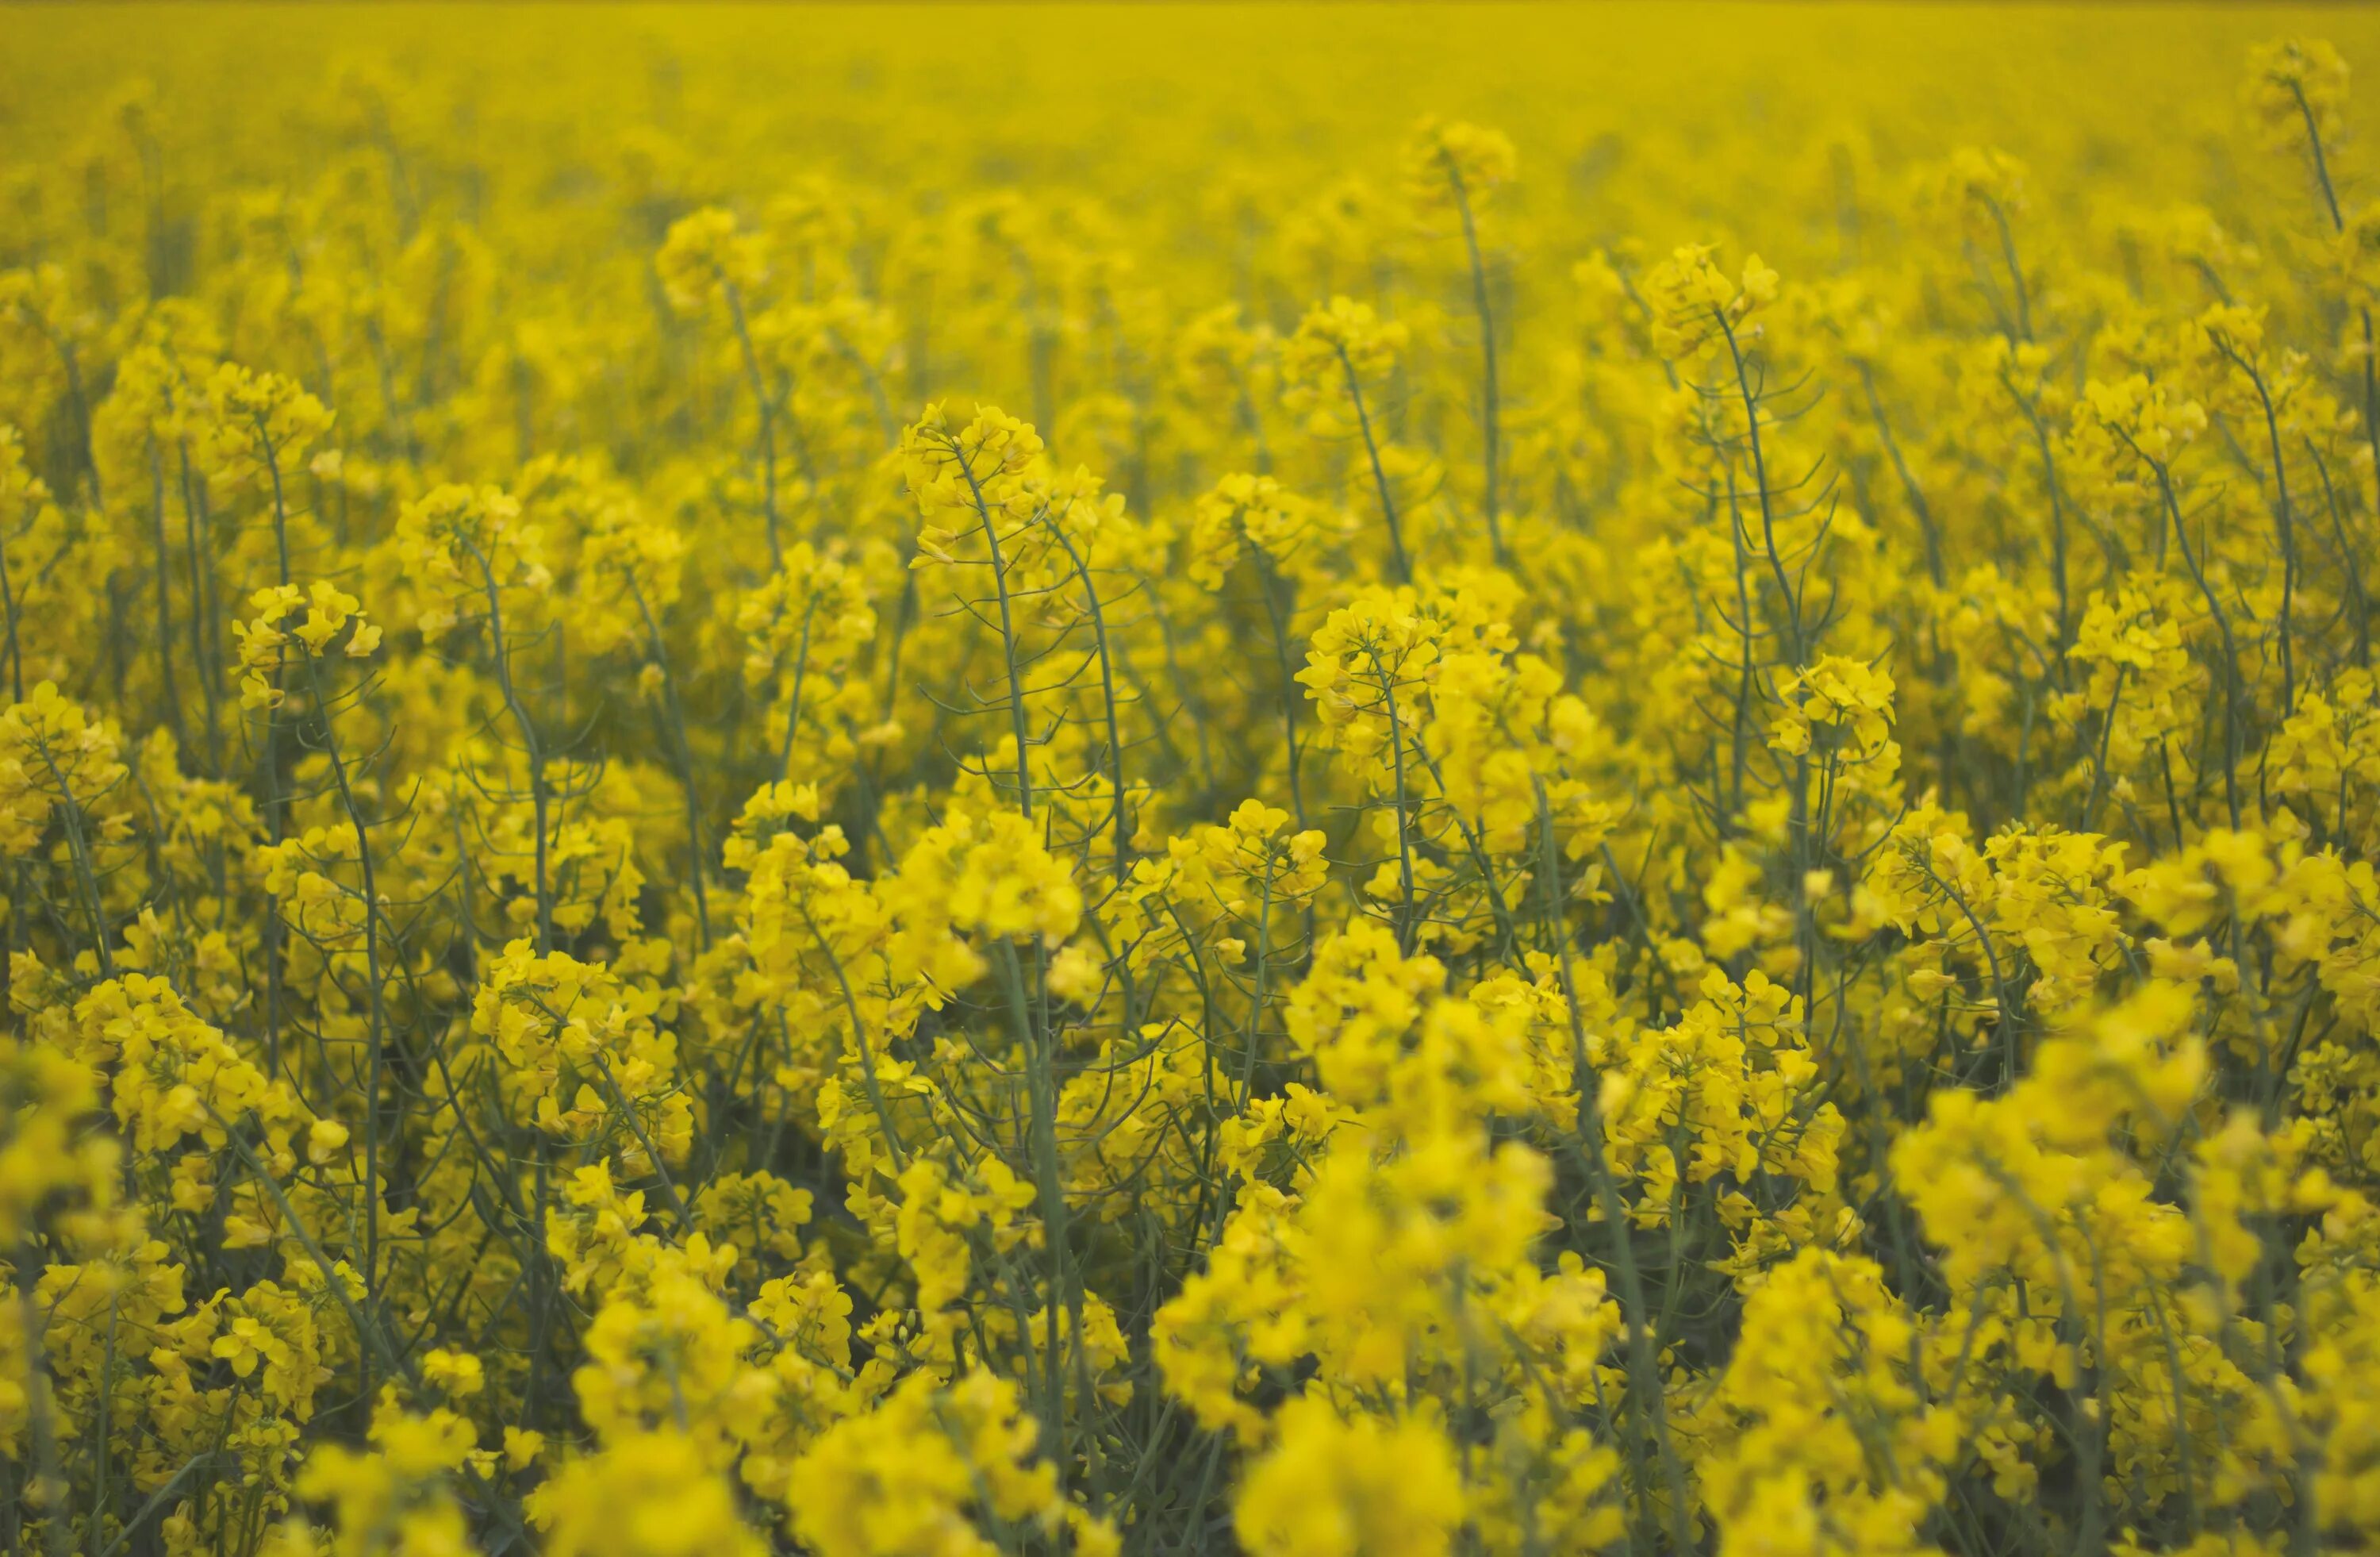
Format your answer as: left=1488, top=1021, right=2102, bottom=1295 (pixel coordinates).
left=6, top=6, right=2380, bottom=1555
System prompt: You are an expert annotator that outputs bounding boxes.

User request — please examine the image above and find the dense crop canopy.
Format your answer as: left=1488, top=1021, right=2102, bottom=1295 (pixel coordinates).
left=6, top=6, right=2380, bottom=1556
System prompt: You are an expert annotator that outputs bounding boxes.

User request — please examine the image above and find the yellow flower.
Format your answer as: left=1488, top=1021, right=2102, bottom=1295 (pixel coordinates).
left=1235, top=1397, right=1464, bottom=1557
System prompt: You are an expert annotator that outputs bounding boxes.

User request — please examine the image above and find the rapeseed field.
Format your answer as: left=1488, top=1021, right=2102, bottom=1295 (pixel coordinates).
left=6, top=6, right=2380, bottom=1555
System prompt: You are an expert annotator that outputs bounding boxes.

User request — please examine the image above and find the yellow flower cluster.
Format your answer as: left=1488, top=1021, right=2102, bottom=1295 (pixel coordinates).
left=7, top=6, right=2380, bottom=1556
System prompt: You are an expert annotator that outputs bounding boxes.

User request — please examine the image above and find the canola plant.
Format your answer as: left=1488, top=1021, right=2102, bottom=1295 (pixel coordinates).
left=6, top=6, right=2380, bottom=1555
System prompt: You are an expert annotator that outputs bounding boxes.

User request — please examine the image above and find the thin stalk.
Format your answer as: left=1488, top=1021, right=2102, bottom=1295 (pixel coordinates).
left=2213, top=338, right=2299, bottom=715
left=1337, top=345, right=1411, bottom=584
left=296, top=648, right=393, bottom=1374
left=724, top=283, right=785, bottom=570
left=1532, top=782, right=1694, bottom=1555
left=467, top=537, right=555, bottom=951
left=952, top=442, right=1035, bottom=817
left=1718, top=311, right=1801, bottom=663
left=1039, top=509, right=1130, bottom=884
left=1366, top=642, right=1420, bottom=953
left=1444, top=160, right=1504, bottom=567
